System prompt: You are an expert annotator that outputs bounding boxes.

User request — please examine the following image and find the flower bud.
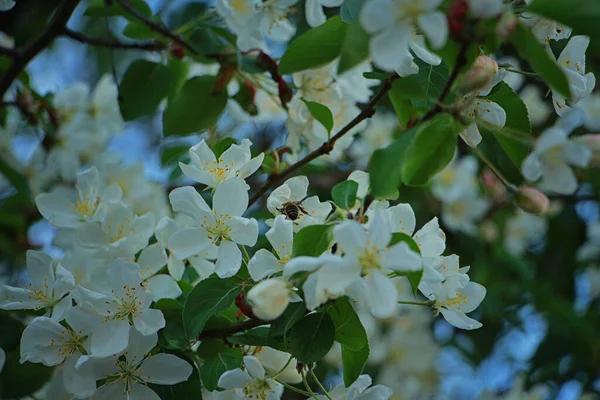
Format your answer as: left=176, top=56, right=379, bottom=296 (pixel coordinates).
left=482, top=169, right=506, bottom=201
left=515, top=187, right=549, bottom=215
left=573, top=134, right=600, bottom=167
left=235, top=291, right=256, bottom=319
left=459, top=56, right=498, bottom=94
left=496, top=12, right=517, bottom=41
left=247, top=278, right=291, bottom=321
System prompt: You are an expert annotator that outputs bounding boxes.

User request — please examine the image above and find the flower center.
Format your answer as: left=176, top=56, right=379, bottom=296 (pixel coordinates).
left=203, top=213, right=232, bottom=245
left=437, top=292, right=468, bottom=312
left=203, top=159, right=235, bottom=184
left=242, top=379, right=272, bottom=400
left=26, top=275, right=56, bottom=309
left=358, top=245, right=381, bottom=274
left=108, top=286, right=142, bottom=321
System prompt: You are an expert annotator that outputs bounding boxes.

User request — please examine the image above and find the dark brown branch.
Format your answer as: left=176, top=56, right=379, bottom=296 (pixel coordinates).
left=420, top=42, right=470, bottom=123
left=0, top=46, right=19, bottom=58
left=115, top=0, right=199, bottom=55
left=62, top=28, right=167, bottom=51
left=197, top=318, right=267, bottom=340
left=247, top=75, right=399, bottom=207
left=0, top=0, right=80, bottom=99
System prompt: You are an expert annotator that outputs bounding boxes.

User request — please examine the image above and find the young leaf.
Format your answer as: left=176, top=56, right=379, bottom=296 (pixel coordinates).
left=340, top=0, right=364, bottom=23
left=401, top=114, right=458, bottom=186
left=510, top=23, right=570, bottom=98
left=119, top=60, right=174, bottom=121
left=388, top=84, right=412, bottom=127
left=279, top=16, right=348, bottom=75
left=182, top=277, right=241, bottom=339
left=341, top=342, right=369, bottom=387
left=289, top=312, right=336, bottom=364
left=200, top=347, right=243, bottom=391
left=331, top=180, right=359, bottom=210
left=368, top=128, right=417, bottom=200
left=327, top=297, right=368, bottom=351
left=293, top=225, right=334, bottom=257
left=163, top=76, right=228, bottom=136
left=527, top=0, right=600, bottom=46
left=301, top=99, right=334, bottom=135
left=337, top=21, right=370, bottom=75
left=484, top=81, right=532, bottom=168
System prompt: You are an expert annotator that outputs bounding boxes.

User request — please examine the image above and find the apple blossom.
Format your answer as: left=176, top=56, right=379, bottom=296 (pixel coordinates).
left=218, top=355, right=284, bottom=399
left=248, top=215, right=294, bottom=280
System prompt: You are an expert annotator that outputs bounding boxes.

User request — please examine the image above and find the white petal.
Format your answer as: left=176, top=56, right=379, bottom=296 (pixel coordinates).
left=229, top=217, right=258, bottom=246
left=370, top=26, right=412, bottom=72
left=440, top=308, right=482, bottom=330
left=129, top=383, right=162, bottom=400
left=476, top=100, right=506, bottom=130
left=188, top=256, right=215, bottom=281
left=563, top=142, right=592, bottom=168
left=179, top=162, right=218, bottom=188
left=409, top=35, right=442, bottom=65
left=169, top=186, right=211, bottom=222
left=92, top=381, right=129, bottom=400
left=20, top=317, right=66, bottom=366
left=168, top=255, right=186, bottom=281
left=218, top=368, right=252, bottom=389
left=141, top=353, right=193, bottom=384
left=26, top=250, right=55, bottom=287
left=265, top=215, right=294, bottom=260
left=215, top=241, right=242, bottom=278
left=365, top=271, right=397, bottom=318
left=147, top=275, right=183, bottom=301
left=460, top=124, right=482, bottom=148
left=417, top=11, right=448, bottom=49
left=126, top=329, right=158, bottom=361
left=284, top=176, right=310, bottom=201
left=248, top=249, right=282, bottom=280
left=382, top=241, right=422, bottom=272
left=360, top=0, right=395, bottom=34
left=168, top=228, right=212, bottom=260
left=213, top=178, right=249, bottom=217
left=91, top=319, right=130, bottom=357
left=334, top=220, right=367, bottom=257
left=35, top=192, right=80, bottom=228
left=459, top=282, right=486, bottom=313
left=387, top=203, right=416, bottom=235
left=238, top=153, right=265, bottom=180
left=521, top=153, right=543, bottom=181
left=306, top=0, right=326, bottom=27
left=367, top=211, right=392, bottom=250
left=137, top=243, right=168, bottom=280
left=244, top=355, right=266, bottom=379
left=133, top=308, right=166, bottom=336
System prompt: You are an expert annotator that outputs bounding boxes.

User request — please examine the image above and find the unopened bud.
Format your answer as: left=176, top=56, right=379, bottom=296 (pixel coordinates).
left=482, top=169, right=506, bottom=201
left=235, top=291, right=256, bottom=319
left=459, top=56, right=498, bottom=94
left=496, top=12, right=517, bottom=41
left=515, top=187, right=549, bottom=215
left=447, top=0, right=469, bottom=42
left=247, top=278, right=291, bottom=321
left=573, top=134, right=600, bottom=167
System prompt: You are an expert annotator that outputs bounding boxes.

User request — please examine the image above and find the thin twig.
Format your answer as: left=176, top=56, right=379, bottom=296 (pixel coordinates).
left=0, top=0, right=81, bottom=99
left=115, top=0, right=199, bottom=55
left=62, top=28, right=166, bottom=51
left=420, top=42, right=470, bottom=123
left=248, top=75, right=399, bottom=207
left=197, top=318, right=266, bottom=340
left=0, top=46, right=19, bottom=58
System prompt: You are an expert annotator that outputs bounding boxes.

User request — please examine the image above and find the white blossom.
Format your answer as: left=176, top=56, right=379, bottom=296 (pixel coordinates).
left=423, top=279, right=486, bottom=330
left=311, top=374, right=392, bottom=400
left=218, top=355, right=283, bottom=399
left=504, top=210, right=547, bottom=256
left=248, top=215, right=294, bottom=280
left=306, top=0, right=343, bottom=27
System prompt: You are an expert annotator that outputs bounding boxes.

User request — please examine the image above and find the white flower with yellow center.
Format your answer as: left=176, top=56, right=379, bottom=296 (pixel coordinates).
left=179, top=139, right=264, bottom=190
left=36, top=166, right=123, bottom=228
left=431, top=156, right=479, bottom=203
left=335, top=211, right=422, bottom=318
left=169, top=178, right=258, bottom=278
left=76, top=329, right=192, bottom=400
left=459, top=97, right=507, bottom=148
left=310, top=374, right=393, bottom=400
left=0, top=251, right=74, bottom=320
left=503, top=210, right=547, bottom=256
left=422, top=280, right=486, bottom=330
left=218, top=356, right=284, bottom=400
left=522, top=126, right=591, bottom=194
left=552, top=36, right=596, bottom=116
left=360, top=0, right=447, bottom=77
left=77, top=202, right=155, bottom=259
left=248, top=215, right=294, bottom=280
left=72, top=260, right=165, bottom=357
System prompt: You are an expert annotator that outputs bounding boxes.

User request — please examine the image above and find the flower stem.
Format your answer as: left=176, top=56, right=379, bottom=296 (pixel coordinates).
left=276, top=379, right=313, bottom=396
left=271, top=355, right=294, bottom=380
left=472, top=146, right=518, bottom=193
left=301, top=369, right=318, bottom=398
left=397, top=300, right=434, bottom=307
left=310, top=369, right=334, bottom=400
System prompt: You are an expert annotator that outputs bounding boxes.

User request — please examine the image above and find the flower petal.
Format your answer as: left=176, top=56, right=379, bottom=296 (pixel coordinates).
left=140, top=353, right=193, bottom=384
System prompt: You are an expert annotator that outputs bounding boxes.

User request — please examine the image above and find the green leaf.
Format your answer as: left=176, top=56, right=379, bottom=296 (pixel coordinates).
left=293, top=225, right=334, bottom=257
left=409, top=61, right=450, bottom=108
left=363, top=71, right=395, bottom=80
left=289, top=312, right=336, bottom=364
left=484, top=81, right=532, bottom=168
left=510, top=23, right=570, bottom=98
left=84, top=0, right=152, bottom=19
left=200, top=347, right=243, bottom=391
left=341, top=342, right=369, bottom=387
left=122, top=17, right=163, bottom=39
left=182, top=277, right=241, bottom=339
left=163, top=76, right=228, bottom=136
left=212, top=137, right=237, bottom=158
left=301, top=99, right=334, bottom=135
left=331, top=180, right=359, bottom=210
left=161, top=145, right=189, bottom=166
left=0, top=350, right=53, bottom=398
left=270, top=301, right=306, bottom=341
left=327, top=298, right=367, bottom=351
left=159, top=321, right=188, bottom=350
left=401, top=114, right=458, bottom=186
left=340, top=0, right=364, bottom=23
left=527, top=0, right=600, bottom=46
left=368, top=128, right=417, bottom=200
left=119, top=60, right=174, bottom=121
left=389, top=232, right=420, bottom=254
left=388, top=84, right=412, bottom=127
left=151, top=363, right=203, bottom=400
left=227, top=327, right=286, bottom=351
left=337, top=21, right=370, bottom=75
left=279, top=16, right=348, bottom=75
left=388, top=233, right=423, bottom=295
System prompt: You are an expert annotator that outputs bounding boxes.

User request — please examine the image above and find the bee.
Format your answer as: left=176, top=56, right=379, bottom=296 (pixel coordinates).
left=277, top=196, right=309, bottom=221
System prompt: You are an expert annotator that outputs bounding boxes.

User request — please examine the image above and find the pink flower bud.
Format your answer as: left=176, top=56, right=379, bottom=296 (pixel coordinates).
left=515, top=187, right=549, bottom=215
left=573, top=134, right=600, bottom=167
left=496, top=12, right=517, bottom=41
left=482, top=169, right=506, bottom=201
left=459, top=56, right=499, bottom=94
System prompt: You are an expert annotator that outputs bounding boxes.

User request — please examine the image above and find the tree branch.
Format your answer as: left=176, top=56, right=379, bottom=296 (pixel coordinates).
left=0, top=46, right=18, bottom=58
left=62, top=28, right=167, bottom=51
left=0, top=0, right=80, bottom=100
left=420, top=42, right=469, bottom=123
left=248, top=74, right=399, bottom=207
left=115, top=0, right=199, bottom=55
left=197, top=318, right=267, bottom=340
